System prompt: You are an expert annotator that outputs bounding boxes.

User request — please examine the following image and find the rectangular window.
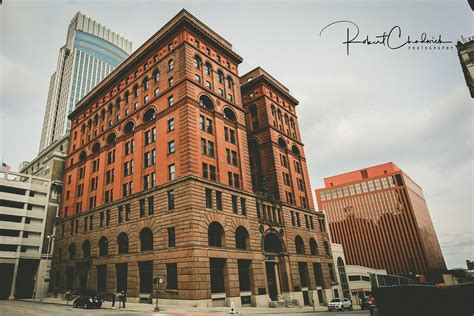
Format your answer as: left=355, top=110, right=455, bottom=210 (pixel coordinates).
left=202, top=163, right=208, bottom=179
left=209, top=165, right=216, bottom=181
left=166, top=263, right=178, bottom=290
left=99, top=212, right=104, bottom=228
left=168, top=95, right=174, bottom=107
left=200, top=116, right=205, bottom=131
left=167, top=227, right=175, bottom=248
left=167, top=190, right=175, bottom=210
left=118, top=205, right=123, bottom=223
left=206, top=118, right=213, bottom=134
left=139, top=199, right=145, bottom=217
left=216, top=191, right=222, bottom=210
left=168, top=77, right=174, bottom=86
left=125, top=204, right=130, bottom=221
left=168, top=140, right=175, bottom=154
left=207, top=141, right=214, bottom=157
left=240, top=197, right=246, bottom=216
left=168, top=164, right=175, bottom=180
left=106, top=209, right=110, bottom=226
left=201, top=138, right=207, bottom=155
left=231, top=195, right=238, bottom=214
left=148, top=196, right=155, bottom=215
left=229, top=129, right=236, bottom=144
left=168, top=118, right=175, bottom=131
left=205, top=188, right=212, bottom=208
left=144, top=151, right=151, bottom=167
left=144, top=130, right=151, bottom=145
left=195, top=74, right=201, bottom=83
left=234, top=173, right=240, bottom=188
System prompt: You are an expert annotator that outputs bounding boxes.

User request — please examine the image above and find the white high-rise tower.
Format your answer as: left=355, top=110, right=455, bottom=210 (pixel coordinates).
left=38, top=12, right=132, bottom=152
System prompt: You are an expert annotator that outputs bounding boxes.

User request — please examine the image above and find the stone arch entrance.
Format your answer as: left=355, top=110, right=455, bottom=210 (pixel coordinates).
left=262, top=231, right=289, bottom=301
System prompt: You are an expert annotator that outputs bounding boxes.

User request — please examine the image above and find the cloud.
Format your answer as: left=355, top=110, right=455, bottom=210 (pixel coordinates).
left=0, top=53, right=47, bottom=117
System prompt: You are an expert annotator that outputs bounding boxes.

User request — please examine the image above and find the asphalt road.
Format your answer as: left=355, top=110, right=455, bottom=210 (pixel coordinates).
left=0, top=300, right=371, bottom=316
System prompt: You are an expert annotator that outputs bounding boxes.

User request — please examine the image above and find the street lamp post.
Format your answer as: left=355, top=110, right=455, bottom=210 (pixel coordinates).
left=39, top=234, right=54, bottom=302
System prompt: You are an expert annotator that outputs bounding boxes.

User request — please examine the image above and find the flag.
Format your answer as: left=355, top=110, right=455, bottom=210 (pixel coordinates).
left=1, top=162, right=11, bottom=171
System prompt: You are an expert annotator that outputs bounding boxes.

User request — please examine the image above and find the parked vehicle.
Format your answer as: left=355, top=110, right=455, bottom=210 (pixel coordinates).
left=361, top=296, right=371, bottom=310
left=328, top=297, right=353, bottom=311
left=73, top=294, right=102, bottom=309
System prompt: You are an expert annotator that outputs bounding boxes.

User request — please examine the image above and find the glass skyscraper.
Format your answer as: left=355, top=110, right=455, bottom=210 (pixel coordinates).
left=39, top=12, right=132, bottom=152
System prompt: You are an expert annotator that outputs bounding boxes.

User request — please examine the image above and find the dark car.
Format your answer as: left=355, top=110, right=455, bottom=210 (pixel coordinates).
left=73, top=294, right=102, bottom=309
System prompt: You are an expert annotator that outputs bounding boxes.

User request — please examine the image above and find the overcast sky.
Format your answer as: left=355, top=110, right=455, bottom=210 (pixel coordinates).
left=1, top=0, right=472, bottom=269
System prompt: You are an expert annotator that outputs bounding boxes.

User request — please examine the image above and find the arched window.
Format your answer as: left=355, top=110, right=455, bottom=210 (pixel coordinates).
left=117, top=232, right=129, bottom=254
left=204, top=62, right=212, bottom=75
left=82, top=240, right=91, bottom=259
left=92, top=142, right=101, bottom=155
left=217, top=70, right=224, bottom=83
left=291, top=145, right=300, bottom=156
left=235, top=226, right=249, bottom=250
left=101, top=109, right=106, bottom=120
left=87, top=119, right=92, bottom=128
left=107, top=132, right=116, bottom=145
left=271, top=105, right=276, bottom=116
left=123, top=121, right=135, bottom=135
left=168, top=59, right=174, bottom=70
left=68, top=243, right=76, bottom=260
left=79, top=150, right=87, bottom=163
left=99, top=236, right=108, bottom=256
left=153, top=69, right=160, bottom=82
left=116, top=97, right=121, bottom=109
left=263, top=232, right=284, bottom=253
left=199, top=95, right=214, bottom=111
left=140, top=227, right=153, bottom=251
left=278, top=137, right=287, bottom=149
left=94, top=114, right=99, bottom=126
left=309, top=238, right=318, bottom=255
left=143, top=108, right=157, bottom=123
left=81, top=123, right=86, bottom=133
left=108, top=103, right=113, bottom=115
left=226, top=76, right=233, bottom=89
left=194, top=55, right=202, bottom=69
left=124, top=91, right=130, bottom=104
left=208, top=222, right=224, bottom=247
left=133, top=85, right=139, bottom=97
left=223, top=108, right=236, bottom=122
left=295, top=236, right=305, bottom=254
left=284, top=114, right=289, bottom=124
left=143, top=77, right=149, bottom=91
left=290, top=117, right=296, bottom=129
left=248, top=139, right=263, bottom=190
left=277, top=109, right=282, bottom=120
left=249, top=104, right=259, bottom=129
left=337, top=257, right=351, bottom=299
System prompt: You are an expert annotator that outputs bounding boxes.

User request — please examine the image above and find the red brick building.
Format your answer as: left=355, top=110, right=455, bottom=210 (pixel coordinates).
left=51, top=10, right=335, bottom=307
left=315, top=162, right=446, bottom=277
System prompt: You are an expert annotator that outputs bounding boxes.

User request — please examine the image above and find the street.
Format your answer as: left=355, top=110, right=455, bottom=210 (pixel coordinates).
left=0, top=300, right=371, bottom=316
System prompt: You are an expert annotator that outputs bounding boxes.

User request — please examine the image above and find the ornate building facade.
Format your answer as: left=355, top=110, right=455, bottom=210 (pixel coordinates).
left=51, top=10, right=334, bottom=307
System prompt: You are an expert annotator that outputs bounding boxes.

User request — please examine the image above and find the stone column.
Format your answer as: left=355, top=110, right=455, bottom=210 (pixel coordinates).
left=274, top=262, right=281, bottom=298
left=8, top=259, right=19, bottom=300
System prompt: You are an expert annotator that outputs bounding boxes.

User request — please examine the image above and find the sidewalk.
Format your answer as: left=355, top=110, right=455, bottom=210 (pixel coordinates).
left=21, top=297, right=332, bottom=315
